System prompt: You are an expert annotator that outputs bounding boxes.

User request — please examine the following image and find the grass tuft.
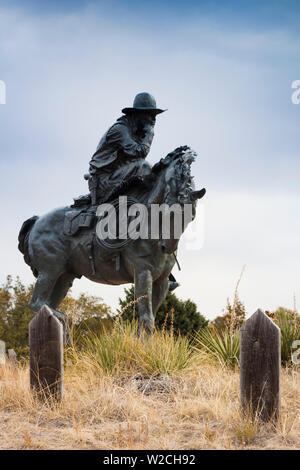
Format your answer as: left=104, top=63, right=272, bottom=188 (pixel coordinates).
left=192, top=327, right=240, bottom=369
left=72, top=320, right=192, bottom=376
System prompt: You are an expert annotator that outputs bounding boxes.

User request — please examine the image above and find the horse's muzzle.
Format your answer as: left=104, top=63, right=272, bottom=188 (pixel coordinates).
left=189, top=188, right=206, bottom=201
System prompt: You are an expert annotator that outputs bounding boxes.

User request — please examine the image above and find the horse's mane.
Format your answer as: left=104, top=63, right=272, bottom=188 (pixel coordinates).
left=151, top=145, right=191, bottom=174
left=100, top=145, right=193, bottom=204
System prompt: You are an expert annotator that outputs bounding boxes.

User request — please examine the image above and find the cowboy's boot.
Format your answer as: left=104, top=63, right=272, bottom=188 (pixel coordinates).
left=168, top=273, right=180, bottom=292
left=168, top=281, right=180, bottom=292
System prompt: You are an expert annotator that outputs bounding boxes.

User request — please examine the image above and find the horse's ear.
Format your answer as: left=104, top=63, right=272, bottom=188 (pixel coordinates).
left=190, top=188, right=206, bottom=201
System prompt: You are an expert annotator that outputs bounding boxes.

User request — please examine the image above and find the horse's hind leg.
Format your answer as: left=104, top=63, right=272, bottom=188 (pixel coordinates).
left=49, top=272, right=75, bottom=309
left=29, top=270, right=70, bottom=341
left=29, top=272, right=60, bottom=313
left=48, top=273, right=75, bottom=344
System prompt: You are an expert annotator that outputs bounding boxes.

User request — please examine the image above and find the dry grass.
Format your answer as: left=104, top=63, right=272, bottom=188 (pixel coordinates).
left=0, top=357, right=299, bottom=450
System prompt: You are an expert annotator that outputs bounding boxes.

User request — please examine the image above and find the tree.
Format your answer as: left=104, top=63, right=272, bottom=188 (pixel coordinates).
left=118, top=285, right=208, bottom=336
left=0, top=276, right=34, bottom=356
left=212, top=296, right=246, bottom=332
left=0, top=276, right=112, bottom=356
left=61, top=292, right=113, bottom=340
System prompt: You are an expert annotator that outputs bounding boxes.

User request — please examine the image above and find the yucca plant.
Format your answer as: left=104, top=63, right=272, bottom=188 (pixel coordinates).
left=82, top=320, right=139, bottom=374
left=192, top=326, right=240, bottom=369
left=74, top=316, right=192, bottom=376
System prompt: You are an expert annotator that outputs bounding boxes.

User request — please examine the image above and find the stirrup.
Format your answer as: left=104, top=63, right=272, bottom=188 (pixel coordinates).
left=168, top=281, right=180, bottom=292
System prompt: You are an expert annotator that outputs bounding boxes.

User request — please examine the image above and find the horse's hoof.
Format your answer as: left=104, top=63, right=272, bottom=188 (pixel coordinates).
left=138, top=320, right=154, bottom=339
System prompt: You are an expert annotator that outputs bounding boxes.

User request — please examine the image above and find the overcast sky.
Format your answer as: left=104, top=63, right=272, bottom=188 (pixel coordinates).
left=0, top=0, right=299, bottom=319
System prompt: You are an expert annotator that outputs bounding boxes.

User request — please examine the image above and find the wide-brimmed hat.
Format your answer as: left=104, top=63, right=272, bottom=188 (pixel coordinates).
left=122, top=92, right=166, bottom=115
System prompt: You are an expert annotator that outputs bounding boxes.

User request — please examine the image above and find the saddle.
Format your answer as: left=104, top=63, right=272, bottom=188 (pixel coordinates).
left=63, top=194, right=137, bottom=264
left=63, top=199, right=131, bottom=274
left=63, top=206, right=96, bottom=237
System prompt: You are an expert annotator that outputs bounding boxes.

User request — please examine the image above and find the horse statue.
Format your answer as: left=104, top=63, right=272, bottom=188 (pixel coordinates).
left=18, top=146, right=205, bottom=339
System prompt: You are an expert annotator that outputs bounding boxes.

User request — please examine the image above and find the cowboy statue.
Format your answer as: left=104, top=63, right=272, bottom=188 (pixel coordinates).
left=18, top=90, right=206, bottom=340
left=86, top=92, right=179, bottom=291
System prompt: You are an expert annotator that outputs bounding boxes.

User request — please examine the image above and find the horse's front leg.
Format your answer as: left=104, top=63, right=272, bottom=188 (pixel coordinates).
left=152, top=276, right=169, bottom=320
left=135, top=269, right=154, bottom=336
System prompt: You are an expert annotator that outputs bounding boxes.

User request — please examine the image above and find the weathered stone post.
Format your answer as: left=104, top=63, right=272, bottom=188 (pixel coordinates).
left=29, top=305, right=64, bottom=400
left=240, top=309, right=281, bottom=421
left=8, top=349, right=18, bottom=370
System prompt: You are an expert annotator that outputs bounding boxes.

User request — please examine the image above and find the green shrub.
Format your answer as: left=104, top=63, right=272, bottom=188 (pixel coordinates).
left=192, top=327, right=240, bottom=369
left=272, top=308, right=300, bottom=365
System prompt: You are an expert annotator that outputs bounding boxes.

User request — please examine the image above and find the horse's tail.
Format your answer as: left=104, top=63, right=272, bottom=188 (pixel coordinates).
left=18, top=215, right=39, bottom=278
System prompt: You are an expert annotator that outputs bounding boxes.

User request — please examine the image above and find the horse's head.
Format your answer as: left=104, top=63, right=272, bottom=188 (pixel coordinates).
left=154, top=146, right=206, bottom=208
left=149, top=146, right=206, bottom=254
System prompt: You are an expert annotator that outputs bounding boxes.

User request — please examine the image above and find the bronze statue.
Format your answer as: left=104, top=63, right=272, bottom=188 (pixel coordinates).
left=18, top=93, right=206, bottom=341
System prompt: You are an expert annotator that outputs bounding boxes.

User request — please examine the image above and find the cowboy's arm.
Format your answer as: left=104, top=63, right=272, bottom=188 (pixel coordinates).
left=108, top=123, right=154, bottom=159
